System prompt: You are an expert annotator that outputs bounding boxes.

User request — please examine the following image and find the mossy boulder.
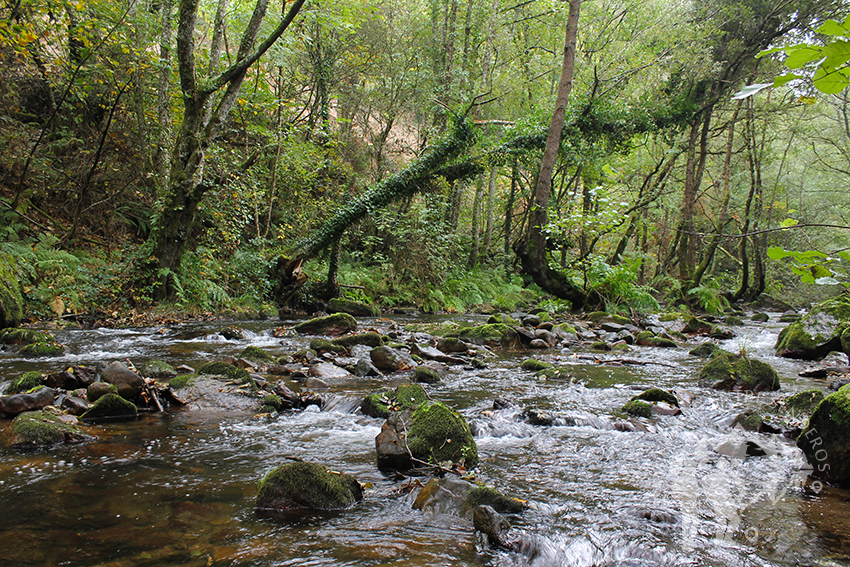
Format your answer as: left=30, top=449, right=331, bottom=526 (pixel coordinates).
left=0, top=329, right=55, bottom=345
left=659, top=312, right=683, bottom=322
left=751, top=312, right=770, bottom=322
left=682, top=317, right=719, bottom=335
left=521, top=358, right=551, bottom=372
left=294, top=313, right=357, bottom=336
left=142, top=360, right=177, bottom=380
left=782, top=389, right=825, bottom=416
left=328, top=297, right=379, bottom=317
left=465, top=486, right=528, bottom=514
left=86, top=381, right=117, bottom=403
left=413, top=366, right=441, bottom=384
left=632, top=388, right=678, bottom=407
left=239, top=346, right=278, bottom=364
left=636, top=331, right=677, bottom=348
left=256, top=460, right=363, bottom=512
left=332, top=332, right=383, bottom=348
left=698, top=352, right=780, bottom=392
left=80, top=393, right=138, bottom=422
left=7, top=411, right=90, bottom=448
left=20, top=342, right=65, bottom=357
left=197, top=361, right=253, bottom=384
left=732, top=411, right=764, bottom=432
left=622, top=400, right=653, bottom=418
left=689, top=343, right=721, bottom=357
left=6, top=371, right=44, bottom=394
left=362, top=383, right=428, bottom=418
left=0, top=255, right=23, bottom=329
left=725, top=316, right=744, bottom=326
left=0, top=386, right=55, bottom=415
left=586, top=311, right=609, bottom=323
left=775, top=294, right=850, bottom=360
left=406, top=402, right=478, bottom=468
left=309, top=339, right=349, bottom=355
left=797, top=384, right=850, bottom=487
left=447, top=323, right=519, bottom=349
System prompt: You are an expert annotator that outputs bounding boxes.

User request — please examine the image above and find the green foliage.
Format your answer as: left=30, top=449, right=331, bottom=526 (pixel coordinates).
left=767, top=246, right=849, bottom=288
left=577, top=256, right=659, bottom=314
left=687, top=282, right=729, bottom=314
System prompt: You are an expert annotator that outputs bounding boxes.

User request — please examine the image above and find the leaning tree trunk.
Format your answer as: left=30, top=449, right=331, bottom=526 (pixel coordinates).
left=514, top=0, right=586, bottom=309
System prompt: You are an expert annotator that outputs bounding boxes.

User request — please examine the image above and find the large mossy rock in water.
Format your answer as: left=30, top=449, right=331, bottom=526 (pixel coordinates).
left=798, top=385, right=850, bottom=487
left=256, top=460, right=363, bottom=512
left=446, top=323, right=520, bottom=349
left=80, top=393, right=138, bottom=422
left=376, top=401, right=478, bottom=470
left=0, top=255, right=23, bottom=329
left=698, top=352, right=780, bottom=392
left=7, top=410, right=91, bottom=448
left=775, top=294, right=850, bottom=360
left=294, top=313, right=357, bottom=336
left=328, top=297, right=379, bottom=317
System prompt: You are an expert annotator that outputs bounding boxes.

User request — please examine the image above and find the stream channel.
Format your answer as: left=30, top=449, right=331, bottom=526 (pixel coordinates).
left=0, top=313, right=849, bottom=567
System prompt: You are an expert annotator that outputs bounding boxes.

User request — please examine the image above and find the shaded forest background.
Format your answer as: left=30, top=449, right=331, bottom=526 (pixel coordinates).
left=1, top=0, right=850, bottom=322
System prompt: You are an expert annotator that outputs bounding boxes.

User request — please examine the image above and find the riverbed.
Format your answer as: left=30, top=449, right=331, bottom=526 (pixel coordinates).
left=0, top=314, right=848, bottom=567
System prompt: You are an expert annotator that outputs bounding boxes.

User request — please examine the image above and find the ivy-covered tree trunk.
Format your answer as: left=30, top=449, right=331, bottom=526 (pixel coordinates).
left=514, top=0, right=586, bottom=309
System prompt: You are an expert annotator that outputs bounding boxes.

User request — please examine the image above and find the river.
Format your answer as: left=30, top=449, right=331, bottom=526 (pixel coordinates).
left=0, top=313, right=848, bottom=567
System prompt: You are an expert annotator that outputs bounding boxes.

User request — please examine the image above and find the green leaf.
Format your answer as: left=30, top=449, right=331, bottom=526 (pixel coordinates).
left=779, top=218, right=799, bottom=228
left=813, top=65, right=850, bottom=94
left=785, top=46, right=824, bottom=69
left=773, top=73, right=802, bottom=88
left=818, top=17, right=850, bottom=37
left=767, top=246, right=794, bottom=260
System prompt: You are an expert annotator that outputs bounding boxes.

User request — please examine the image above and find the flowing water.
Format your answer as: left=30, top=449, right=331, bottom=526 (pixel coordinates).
left=0, top=314, right=849, bottom=567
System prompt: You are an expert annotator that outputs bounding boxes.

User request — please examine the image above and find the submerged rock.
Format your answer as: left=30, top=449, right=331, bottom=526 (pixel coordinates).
left=327, top=297, right=378, bottom=317
left=294, top=313, right=357, bottom=336
left=775, top=294, right=850, bottom=359
left=698, top=352, right=780, bottom=392
left=412, top=365, right=441, bottom=384
left=370, top=345, right=414, bottom=372
left=256, top=460, right=362, bottom=512
left=7, top=410, right=91, bottom=448
left=142, top=360, right=178, bottom=380
left=797, top=384, right=850, bottom=487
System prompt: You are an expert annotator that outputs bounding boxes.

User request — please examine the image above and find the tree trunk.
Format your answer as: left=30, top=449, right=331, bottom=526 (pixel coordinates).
left=483, top=166, right=497, bottom=258
left=514, top=0, right=586, bottom=308
left=469, top=173, right=483, bottom=268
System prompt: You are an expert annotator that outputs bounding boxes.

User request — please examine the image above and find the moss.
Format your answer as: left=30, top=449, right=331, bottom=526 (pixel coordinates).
left=554, top=323, right=577, bottom=335
left=309, top=339, right=349, bottom=355
left=81, top=393, right=138, bottom=421
left=257, top=404, right=279, bottom=414
left=239, top=346, right=278, bottom=364
left=413, top=366, right=441, bottom=384
left=262, top=394, right=283, bottom=411
left=19, top=342, right=65, bottom=357
left=591, top=341, right=611, bottom=351
left=633, top=388, right=678, bottom=407
left=0, top=255, right=23, bottom=329
left=198, top=361, right=252, bottom=384
left=0, top=329, right=54, bottom=345
left=659, top=312, right=682, bottom=322
left=751, top=312, right=769, bottom=322
left=395, top=383, right=428, bottom=411
left=776, top=294, right=850, bottom=358
left=328, top=297, right=379, bottom=316
left=782, top=389, right=825, bottom=416
left=636, top=331, right=677, bottom=348
left=725, top=316, right=744, bottom=326
left=256, top=461, right=362, bottom=511
left=332, top=332, right=383, bottom=348
left=689, top=343, right=721, bottom=357
left=682, top=317, right=718, bottom=335
left=466, top=486, right=527, bottom=514
left=403, top=321, right=463, bottom=336
left=610, top=314, right=630, bottom=325
left=797, top=384, right=850, bottom=486
left=622, top=400, right=653, bottom=418
left=143, top=360, right=177, bottom=379
left=169, top=374, right=195, bottom=390
left=293, top=313, right=357, bottom=336
left=732, top=411, right=763, bottom=431
left=8, top=411, right=89, bottom=447
left=449, top=323, right=518, bottom=348
left=521, top=358, right=551, bottom=372
left=538, top=312, right=552, bottom=323
left=290, top=348, right=318, bottom=362
left=698, top=352, right=780, bottom=391
left=7, top=371, right=43, bottom=394
left=361, top=392, right=391, bottom=418
left=585, top=311, right=608, bottom=323
left=407, top=402, right=478, bottom=468
left=535, top=367, right=574, bottom=381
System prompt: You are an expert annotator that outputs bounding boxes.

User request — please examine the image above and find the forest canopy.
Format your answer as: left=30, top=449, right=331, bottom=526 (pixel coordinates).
left=1, top=0, right=849, bottom=321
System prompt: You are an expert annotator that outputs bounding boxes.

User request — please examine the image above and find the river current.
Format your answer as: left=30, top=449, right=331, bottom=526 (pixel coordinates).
left=0, top=314, right=849, bottom=567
